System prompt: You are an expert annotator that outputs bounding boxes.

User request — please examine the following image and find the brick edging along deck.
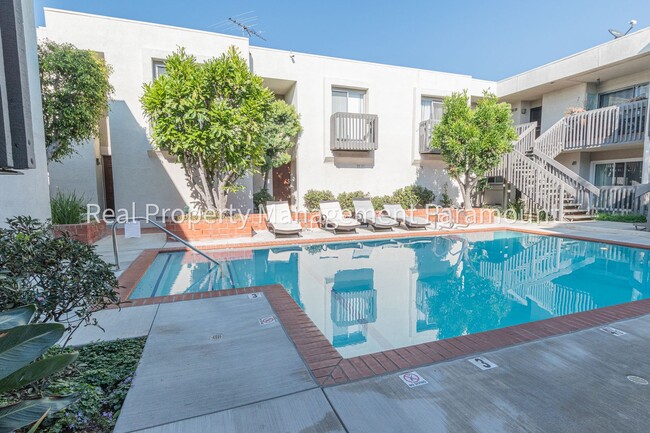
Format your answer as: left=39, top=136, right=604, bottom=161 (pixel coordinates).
left=113, top=227, right=650, bottom=385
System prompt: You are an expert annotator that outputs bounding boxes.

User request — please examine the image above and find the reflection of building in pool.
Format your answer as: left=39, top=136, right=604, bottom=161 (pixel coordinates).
left=478, top=235, right=650, bottom=316
left=413, top=237, right=464, bottom=332
left=328, top=269, right=376, bottom=347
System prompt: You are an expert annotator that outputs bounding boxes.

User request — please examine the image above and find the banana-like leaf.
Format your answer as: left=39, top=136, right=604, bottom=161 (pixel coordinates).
left=0, top=306, right=36, bottom=332
left=26, top=409, right=49, bottom=433
left=0, top=323, right=65, bottom=378
left=0, top=352, right=78, bottom=394
left=0, top=396, right=78, bottom=432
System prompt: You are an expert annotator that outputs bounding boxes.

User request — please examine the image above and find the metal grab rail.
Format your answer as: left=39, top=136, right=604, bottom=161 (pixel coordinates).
left=111, top=218, right=230, bottom=288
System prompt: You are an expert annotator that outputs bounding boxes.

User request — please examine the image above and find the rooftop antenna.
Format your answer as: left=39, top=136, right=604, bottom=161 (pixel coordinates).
left=228, top=16, right=267, bottom=41
left=608, top=19, right=637, bottom=38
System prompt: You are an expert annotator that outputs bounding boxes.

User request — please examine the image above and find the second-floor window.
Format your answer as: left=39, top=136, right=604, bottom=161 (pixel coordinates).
left=332, top=88, right=365, bottom=114
left=421, top=97, right=443, bottom=123
left=598, top=83, right=648, bottom=107
left=152, top=60, right=167, bottom=79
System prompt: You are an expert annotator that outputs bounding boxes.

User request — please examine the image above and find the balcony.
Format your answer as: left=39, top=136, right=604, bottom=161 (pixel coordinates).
left=330, top=112, right=378, bottom=151
left=418, top=118, right=441, bottom=154
left=564, top=99, right=648, bottom=151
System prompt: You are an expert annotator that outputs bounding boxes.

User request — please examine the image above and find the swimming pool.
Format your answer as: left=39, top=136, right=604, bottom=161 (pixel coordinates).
left=129, top=231, right=650, bottom=358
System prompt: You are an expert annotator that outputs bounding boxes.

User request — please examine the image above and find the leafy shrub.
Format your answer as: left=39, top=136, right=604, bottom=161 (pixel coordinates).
left=439, top=183, right=453, bottom=207
left=371, top=195, right=394, bottom=211
left=392, top=185, right=435, bottom=209
left=16, top=337, right=146, bottom=433
left=0, top=305, right=78, bottom=432
left=50, top=191, right=86, bottom=225
left=337, top=191, right=368, bottom=212
left=0, top=216, right=120, bottom=343
left=595, top=213, right=646, bottom=223
left=253, top=188, right=274, bottom=212
left=507, top=198, right=525, bottom=218
left=303, top=189, right=335, bottom=211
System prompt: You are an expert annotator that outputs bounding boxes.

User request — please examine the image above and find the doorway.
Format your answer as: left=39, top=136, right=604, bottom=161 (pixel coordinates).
left=102, top=155, right=115, bottom=212
left=530, top=107, right=542, bottom=138
left=273, top=163, right=292, bottom=204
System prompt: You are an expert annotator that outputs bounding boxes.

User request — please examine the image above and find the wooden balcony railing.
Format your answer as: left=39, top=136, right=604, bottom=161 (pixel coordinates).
left=418, top=118, right=441, bottom=154
left=330, top=112, right=378, bottom=151
left=564, top=99, right=648, bottom=150
left=594, top=186, right=648, bottom=214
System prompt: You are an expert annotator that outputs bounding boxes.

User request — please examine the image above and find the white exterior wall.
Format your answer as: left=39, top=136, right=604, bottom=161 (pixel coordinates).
left=249, top=47, right=490, bottom=208
left=42, top=9, right=493, bottom=212
left=48, top=139, right=100, bottom=204
left=0, top=0, right=50, bottom=225
left=540, top=84, right=588, bottom=132
left=41, top=9, right=250, bottom=215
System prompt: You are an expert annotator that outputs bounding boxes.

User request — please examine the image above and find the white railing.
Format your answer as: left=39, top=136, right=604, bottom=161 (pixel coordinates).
left=330, top=112, right=379, bottom=151
left=418, top=118, right=441, bottom=154
left=530, top=149, right=600, bottom=212
left=514, top=122, right=537, bottom=153
left=563, top=99, right=647, bottom=151
left=595, top=186, right=647, bottom=214
left=534, top=118, right=567, bottom=158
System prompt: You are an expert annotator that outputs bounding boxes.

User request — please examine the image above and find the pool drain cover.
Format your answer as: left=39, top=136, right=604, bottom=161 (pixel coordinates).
left=626, top=375, right=649, bottom=385
left=211, top=334, right=223, bottom=340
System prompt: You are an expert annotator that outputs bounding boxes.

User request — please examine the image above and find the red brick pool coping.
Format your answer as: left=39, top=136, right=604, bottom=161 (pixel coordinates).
left=114, top=226, right=650, bottom=385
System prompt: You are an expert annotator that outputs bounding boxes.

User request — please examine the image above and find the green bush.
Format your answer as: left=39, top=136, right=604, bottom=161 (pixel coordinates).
left=18, top=337, right=146, bottom=433
left=337, top=191, right=368, bottom=212
left=595, top=213, right=646, bottom=223
left=253, top=188, right=274, bottom=212
left=371, top=195, right=394, bottom=211
left=50, top=191, right=86, bottom=225
left=391, top=185, right=434, bottom=209
left=0, top=216, right=120, bottom=342
left=303, top=189, right=335, bottom=211
left=439, top=183, right=453, bottom=207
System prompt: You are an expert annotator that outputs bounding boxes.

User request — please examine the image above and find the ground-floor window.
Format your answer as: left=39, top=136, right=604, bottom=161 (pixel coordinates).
left=592, top=160, right=642, bottom=186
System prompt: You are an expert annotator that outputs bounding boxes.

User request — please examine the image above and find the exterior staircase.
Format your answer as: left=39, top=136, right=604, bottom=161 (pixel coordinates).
left=492, top=120, right=600, bottom=221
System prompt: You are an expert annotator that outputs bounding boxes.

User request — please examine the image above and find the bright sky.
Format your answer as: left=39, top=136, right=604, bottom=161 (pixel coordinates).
left=33, top=0, right=650, bottom=80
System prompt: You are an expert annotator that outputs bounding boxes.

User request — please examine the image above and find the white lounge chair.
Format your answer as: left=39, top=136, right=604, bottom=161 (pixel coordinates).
left=383, top=204, right=431, bottom=230
left=353, top=198, right=398, bottom=231
left=265, top=201, right=302, bottom=237
left=319, top=201, right=361, bottom=233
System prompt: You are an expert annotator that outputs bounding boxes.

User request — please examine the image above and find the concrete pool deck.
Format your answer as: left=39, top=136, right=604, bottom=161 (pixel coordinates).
left=96, top=293, right=650, bottom=432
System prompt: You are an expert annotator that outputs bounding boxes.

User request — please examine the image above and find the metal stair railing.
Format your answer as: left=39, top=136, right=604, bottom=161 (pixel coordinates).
left=111, top=217, right=233, bottom=288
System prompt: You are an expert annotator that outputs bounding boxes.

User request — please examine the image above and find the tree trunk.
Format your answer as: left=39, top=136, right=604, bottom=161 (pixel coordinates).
left=263, top=170, right=271, bottom=190
left=215, top=180, right=229, bottom=213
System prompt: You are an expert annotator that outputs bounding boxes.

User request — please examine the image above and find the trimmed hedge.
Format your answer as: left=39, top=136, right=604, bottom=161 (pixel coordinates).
left=304, top=185, right=436, bottom=212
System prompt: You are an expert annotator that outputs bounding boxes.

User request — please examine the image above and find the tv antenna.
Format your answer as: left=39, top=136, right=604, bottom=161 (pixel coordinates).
left=209, top=12, right=267, bottom=41
left=608, top=19, right=637, bottom=38
left=228, top=16, right=267, bottom=41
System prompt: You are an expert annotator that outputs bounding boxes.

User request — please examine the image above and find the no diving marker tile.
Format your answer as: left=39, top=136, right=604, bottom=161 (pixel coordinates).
left=468, top=356, right=498, bottom=371
left=600, top=326, right=627, bottom=337
left=248, top=292, right=263, bottom=300
left=258, top=315, right=278, bottom=327
left=398, top=371, right=428, bottom=388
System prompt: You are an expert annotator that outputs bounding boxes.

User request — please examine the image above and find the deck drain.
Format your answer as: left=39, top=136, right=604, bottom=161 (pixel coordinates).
left=626, top=375, right=649, bottom=385
left=211, top=334, right=223, bottom=340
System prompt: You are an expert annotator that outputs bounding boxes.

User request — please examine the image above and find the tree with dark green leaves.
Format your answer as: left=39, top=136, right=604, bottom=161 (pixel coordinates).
left=431, top=90, right=517, bottom=209
left=38, top=41, right=113, bottom=162
left=141, top=47, right=275, bottom=212
left=260, top=100, right=302, bottom=189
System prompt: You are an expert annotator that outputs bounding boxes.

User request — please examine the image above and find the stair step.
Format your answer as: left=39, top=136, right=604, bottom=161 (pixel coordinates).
left=564, top=214, right=595, bottom=221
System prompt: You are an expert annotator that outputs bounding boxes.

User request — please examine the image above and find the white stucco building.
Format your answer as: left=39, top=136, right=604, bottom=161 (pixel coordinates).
left=38, top=8, right=650, bottom=218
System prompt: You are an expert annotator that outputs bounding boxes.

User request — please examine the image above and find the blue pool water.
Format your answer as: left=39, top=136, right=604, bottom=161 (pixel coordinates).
left=130, top=231, right=650, bottom=358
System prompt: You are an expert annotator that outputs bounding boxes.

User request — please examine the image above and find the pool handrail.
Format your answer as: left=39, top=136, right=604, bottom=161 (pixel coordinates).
left=110, top=218, right=231, bottom=288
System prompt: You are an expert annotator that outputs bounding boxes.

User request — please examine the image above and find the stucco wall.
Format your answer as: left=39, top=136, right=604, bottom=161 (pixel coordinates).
left=0, top=0, right=51, bottom=226
left=41, top=9, right=493, bottom=212
left=41, top=9, right=250, bottom=216
left=48, top=139, right=100, bottom=204
left=540, top=84, right=587, bottom=132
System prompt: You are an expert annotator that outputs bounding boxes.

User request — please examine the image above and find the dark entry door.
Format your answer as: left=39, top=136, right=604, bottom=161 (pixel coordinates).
left=273, top=163, right=292, bottom=204
left=530, top=107, right=542, bottom=138
left=102, top=155, right=115, bottom=212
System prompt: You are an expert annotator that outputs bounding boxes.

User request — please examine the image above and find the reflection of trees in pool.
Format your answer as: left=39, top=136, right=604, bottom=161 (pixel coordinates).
left=423, top=269, right=511, bottom=340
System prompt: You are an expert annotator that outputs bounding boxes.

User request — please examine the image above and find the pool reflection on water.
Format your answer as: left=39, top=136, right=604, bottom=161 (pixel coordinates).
left=130, top=231, right=650, bottom=358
